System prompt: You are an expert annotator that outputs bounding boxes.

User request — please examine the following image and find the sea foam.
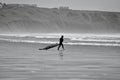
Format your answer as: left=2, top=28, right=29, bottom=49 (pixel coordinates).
left=0, top=34, right=120, bottom=47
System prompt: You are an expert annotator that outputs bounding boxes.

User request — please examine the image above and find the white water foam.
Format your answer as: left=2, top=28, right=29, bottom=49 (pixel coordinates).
left=70, top=37, right=120, bottom=43
left=0, top=38, right=120, bottom=47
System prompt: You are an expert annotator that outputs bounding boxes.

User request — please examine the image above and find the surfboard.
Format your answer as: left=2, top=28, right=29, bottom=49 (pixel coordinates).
left=39, top=43, right=59, bottom=50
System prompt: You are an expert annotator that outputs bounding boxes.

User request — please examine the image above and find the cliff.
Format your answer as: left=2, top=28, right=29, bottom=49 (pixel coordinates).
left=0, top=5, right=120, bottom=34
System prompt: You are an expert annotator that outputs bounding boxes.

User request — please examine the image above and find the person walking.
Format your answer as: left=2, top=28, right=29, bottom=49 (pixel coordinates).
left=58, top=35, right=65, bottom=50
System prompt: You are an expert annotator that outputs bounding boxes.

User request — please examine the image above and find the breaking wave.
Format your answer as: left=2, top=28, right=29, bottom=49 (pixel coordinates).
left=0, top=34, right=120, bottom=47
left=0, top=38, right=120, bottom=47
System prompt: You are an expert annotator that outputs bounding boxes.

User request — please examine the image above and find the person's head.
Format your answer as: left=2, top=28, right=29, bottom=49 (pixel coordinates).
left=61, top=35, right=64, bottom=38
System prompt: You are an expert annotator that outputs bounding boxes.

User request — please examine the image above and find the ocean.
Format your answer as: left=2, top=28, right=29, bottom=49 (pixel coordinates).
left=0, top=34, right=120, bottom=80
left=0, top=34, right=120, bottom=47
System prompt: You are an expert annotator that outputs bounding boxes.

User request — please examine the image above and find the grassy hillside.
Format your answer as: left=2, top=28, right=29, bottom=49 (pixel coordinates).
left=0, top=5, right=120, bottom=34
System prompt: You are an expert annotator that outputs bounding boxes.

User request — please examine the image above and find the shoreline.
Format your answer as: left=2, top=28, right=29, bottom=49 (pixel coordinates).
left=0, top=39, right=120, bottom=80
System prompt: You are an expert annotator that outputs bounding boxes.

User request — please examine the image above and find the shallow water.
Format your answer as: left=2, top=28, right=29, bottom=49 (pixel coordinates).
left=0, top=41, right=120, bottom=80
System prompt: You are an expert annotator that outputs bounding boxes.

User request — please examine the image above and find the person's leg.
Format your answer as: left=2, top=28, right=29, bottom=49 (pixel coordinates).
left=58, top=44, right=61, bottom=50
left=61, top=44, right=64, bottom=50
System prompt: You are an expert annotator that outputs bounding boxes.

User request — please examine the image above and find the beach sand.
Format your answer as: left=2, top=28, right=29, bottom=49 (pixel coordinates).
left=0, top=40, right=120, bottom=80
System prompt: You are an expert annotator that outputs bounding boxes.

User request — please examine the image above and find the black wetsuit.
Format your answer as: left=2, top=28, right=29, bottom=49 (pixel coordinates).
left=58, top=37, right=64, bottom=50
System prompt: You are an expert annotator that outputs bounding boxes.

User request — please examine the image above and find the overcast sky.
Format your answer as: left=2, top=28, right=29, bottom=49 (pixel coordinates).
left=1, top=0, right=120, bottom=12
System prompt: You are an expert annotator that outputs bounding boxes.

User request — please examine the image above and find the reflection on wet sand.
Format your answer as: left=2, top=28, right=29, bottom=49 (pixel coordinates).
left=59, top=50, right=64, bottom=60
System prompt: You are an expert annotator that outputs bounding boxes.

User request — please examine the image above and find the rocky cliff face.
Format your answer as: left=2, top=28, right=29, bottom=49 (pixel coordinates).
left=0, top=5, right=120, bottom=34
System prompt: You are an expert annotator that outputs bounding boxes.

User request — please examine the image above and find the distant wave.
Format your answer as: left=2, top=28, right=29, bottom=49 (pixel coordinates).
left=1, top=34, right=120, bottom=42
left=66, top=42, right=120, bottom=46
left=0, top=38, right=57, bottom=44
left=0, top=38, right=120, bottom=47
left=0, top=34, right=59, bottom=38
left=70, top=38, right=120, bottom=43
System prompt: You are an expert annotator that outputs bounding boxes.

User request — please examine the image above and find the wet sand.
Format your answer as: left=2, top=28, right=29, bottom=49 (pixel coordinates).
left=0, top=40, right=120, bottom=80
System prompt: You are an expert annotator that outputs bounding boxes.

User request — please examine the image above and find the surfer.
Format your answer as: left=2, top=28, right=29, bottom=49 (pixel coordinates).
left=58, top=35, right=64, bottom=50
